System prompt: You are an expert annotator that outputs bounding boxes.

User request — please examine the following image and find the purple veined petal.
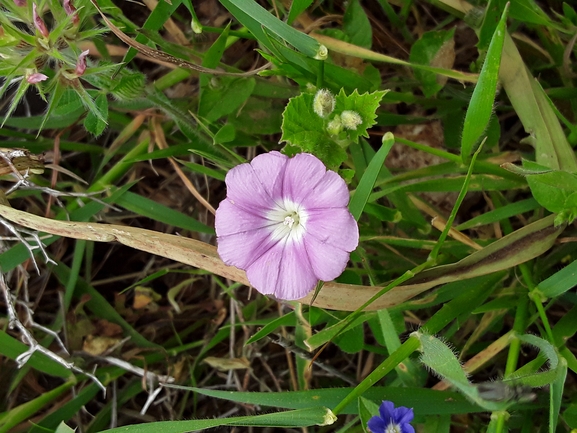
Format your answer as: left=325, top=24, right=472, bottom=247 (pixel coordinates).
left=282, top=153, right=327, bottom=206
left=302, top=169, right=350, bottom=210
left=215, top=199, right=274, bottom=237
left=217, top=226, right=279, bottom=271
left=33, top=3, right=49, bottom=38
left=367, top=416, right=386, bottom=433
left=305, top=207, right=359, bottom=252
left=250, top=151, right=288, bottom=201
left=304, top=235, right=352, bottom=281
left=225, top=161, right=277, bottom=213
left=246, top=238, right=318, bottom=300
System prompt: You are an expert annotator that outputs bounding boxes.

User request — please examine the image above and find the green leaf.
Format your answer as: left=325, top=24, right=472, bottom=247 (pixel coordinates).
left=349, top=132, right=394, bottom=220
left=536, top=260, right=577, bottom=298
left=409, top=29, right=455, bottom=97
left=99, top=407, right=335, bottom=432
left=461, top=4, right=508, bottom=160
left=83, top=93, right=108, bottom=136
left=199, top=77, right=256, bottom=122
left=214, top=123, right=236, bottom=144
left=280, top=92, right=346, bottom=169
left=343, top=0, right=372, bottom=49
left=220, top=0, right=326, bottom=59
left=524, top=161, right=577, bottom=214
left=334, top=88, right=387, bottom=142
left=287, top=0, right=313, bottom=25
left=228, top=97, right=284, bottom=135
left=358, top=397, right=379, bottom=433
left=115, top=191, right=214, bottom=234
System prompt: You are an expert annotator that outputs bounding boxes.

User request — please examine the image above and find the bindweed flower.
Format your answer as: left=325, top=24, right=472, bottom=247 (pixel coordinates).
left=215, top=151, right=359, bottom=300
left=75, top=49, right=89, bottom=76
left=341, top=110, right=362, bottom=130
left=367, top=401, right=414, bottom=433
left=26, top=72, right=48, bottom=83
left=33, top=3, right=49, bottom=38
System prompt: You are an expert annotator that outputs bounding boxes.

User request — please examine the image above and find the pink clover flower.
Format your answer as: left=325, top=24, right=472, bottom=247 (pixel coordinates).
left=215, top=151, right=359, bottom=300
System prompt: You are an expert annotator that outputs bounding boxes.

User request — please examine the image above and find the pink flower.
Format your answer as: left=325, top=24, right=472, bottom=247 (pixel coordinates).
left=215, top=152, right=359, bottom=300
left=14, top=0, right=26, bottom=6
left=63, top=0, right=79, bottom=25
left=26, top=72, right=48, bottom=83
left=33, top=3, right=49, bottom=38
left=75, top=49, right=89, bottom=76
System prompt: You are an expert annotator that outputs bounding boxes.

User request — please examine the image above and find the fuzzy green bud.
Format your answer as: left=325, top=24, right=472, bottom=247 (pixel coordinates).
left=326, top=115, right=342, bottom=136
left=313, top=88, right=335, bottom=118
left=341, top=110, right=362, bottom=130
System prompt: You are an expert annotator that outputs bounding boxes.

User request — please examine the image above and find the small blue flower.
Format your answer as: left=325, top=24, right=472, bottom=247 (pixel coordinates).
left=367, top=401, right=414, bottom=433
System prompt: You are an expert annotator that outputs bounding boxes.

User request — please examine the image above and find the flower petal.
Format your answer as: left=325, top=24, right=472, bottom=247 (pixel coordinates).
left=302, top=169, right=350, bottom=209
left=225, top=161, right=276, bottom=212
left=250, top=151, right=288, bottom=200
left=402, top=424, right=415, bottom=433
left=395, top=407, right=414, bottom=424
left=215, top=199, right=273, bottom=237
left=378, top=401, right=395, bottom=423
left=217, top=229, right=279, bottom=270
left=282, top=153, right=326, bottom=206
left=304, top=235, right=352, bottom=281
left=246, top=239, right=317, bottom=300
left=216, top=201, right=281, bottom=269
left=367, top=415, right=386, bottom=433
left=305, top=208, right=359, bottom=252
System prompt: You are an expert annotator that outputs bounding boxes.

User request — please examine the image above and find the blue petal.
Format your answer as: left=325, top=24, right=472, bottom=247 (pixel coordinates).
left=378, top=400, right=395, bottom=423
left=367, top=416, right=386, bottom=433
left=394, top=406, right=414, bottom=424
left=402, top=423, right=415, bottom=433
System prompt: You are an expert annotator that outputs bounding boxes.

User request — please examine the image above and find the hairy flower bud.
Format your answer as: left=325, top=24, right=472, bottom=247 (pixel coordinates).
left=326, top=115, right=342, bottom=136
left=33, top=3, right=49, bottom=38
left=26, top=72, right=48, bottom=84
left=75, top=50, right=89, bottom=76
left=313, top=88, right=335, bottom=118
left=341, top=110, right=362, bottom=130
left=63, top=0, right=79, bottom=25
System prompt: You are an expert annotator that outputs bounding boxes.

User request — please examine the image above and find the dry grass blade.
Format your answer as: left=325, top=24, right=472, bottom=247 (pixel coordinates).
left=0, top=205, right=563, bottom=311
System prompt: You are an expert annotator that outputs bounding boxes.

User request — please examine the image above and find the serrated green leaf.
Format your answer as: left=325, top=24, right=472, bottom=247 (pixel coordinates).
left=280, top=92, right=346, bottom=169
left=409, top=29, right=455, bottom=97
left=335, top=88, right=387, bottom=141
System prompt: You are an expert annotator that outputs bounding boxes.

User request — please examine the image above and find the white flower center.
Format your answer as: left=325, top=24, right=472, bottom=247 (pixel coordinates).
left=267, top=199, right=307, bottom=244
left=385, top=423, right=401, bottom=433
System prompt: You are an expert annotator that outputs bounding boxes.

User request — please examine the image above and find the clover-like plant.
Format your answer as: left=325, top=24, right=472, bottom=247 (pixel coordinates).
left=0, top=0, right=144, bottom=135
